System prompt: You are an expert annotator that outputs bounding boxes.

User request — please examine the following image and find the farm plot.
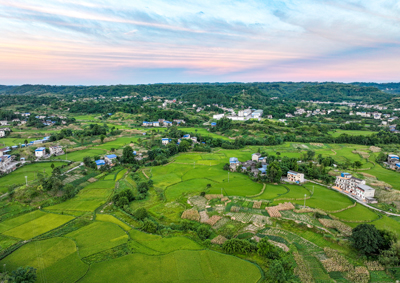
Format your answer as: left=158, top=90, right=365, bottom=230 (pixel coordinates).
left=79, top=250, right=261, bottom=283
left=46, top=180, right=114, bottom=213
left=279, top=185, right=310, bottom=199
left=128, top=229, right=201, bottom=253
left=165, top=178, right=217, bottom=201
left=331, top=204, right=379, bottom=222
left=3, top=213, right=74, bottom=240
left=94, top=136, right=137, bottom=151
left=252, top=184, right=288, bottom=200
left=65, top=221, right=128, bottom=258
left=66, top=149, right=107, bottom=162
left=0, top=162, right=66, bottom=193
left=0, top=210, right=46, bottom=233
left=0, top=237, right=88, bottom=283
left=96, top=214, right=131, bottom=231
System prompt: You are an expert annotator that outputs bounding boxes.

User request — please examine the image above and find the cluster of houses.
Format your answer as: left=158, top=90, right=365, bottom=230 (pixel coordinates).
left=0, top=154, right=17, bottom=174
left=142, top=119, right=185, bottom=127
left=161, top=134, right=198, bottom=145
left=334, top=173, right=377, bottom=203
left=34, top=146, right=64, bottom=158
left=95, top=154, right=117, bottom=169
left=385, top=154, right=400, bottom=171
left=287, top=108, right=337, bottom=118
left=228, top=153, right=306, bottom=182
left=213, top=109, right=264, bottom=121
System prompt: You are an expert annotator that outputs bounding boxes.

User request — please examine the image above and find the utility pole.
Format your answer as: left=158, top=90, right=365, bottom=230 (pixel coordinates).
left=228, top=172, right=230, bottom=183
left=303, top=194, right=307, bottom=208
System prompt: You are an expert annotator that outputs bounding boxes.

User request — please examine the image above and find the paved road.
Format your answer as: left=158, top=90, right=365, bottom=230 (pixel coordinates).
left=308, top=180, right=400, bottom=217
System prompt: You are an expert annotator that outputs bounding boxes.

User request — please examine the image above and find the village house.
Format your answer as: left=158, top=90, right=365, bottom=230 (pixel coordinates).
left=211, top=122, right=217, bottom=127
left=95, top=160, right=106, bottom=169
left=0, top=121, right=9, bottom=126
left=334, top=173, right=376, bottom=202
left=104, top=154, right=117, bottom=164
left=173, top=119, right=185, bottom=125
left=162, top=138, right=170, bottom=145
left=238, top=109, right=252, bottom=117
left=35, top=147, right=46, bottom=158
left=49, top=145, right=64, bottom=156
left=163, top=121, right=172, bottom=127
left=229, top=157, right=240, bottom=171
left=142, top=121, right=152, bottom=127
left=287, top=171, right=305, bottom=183
left=213, top=114, right=225, bottom=120
left=251, top=110, right=263, bottom=118
left=0, top=128, right=10, bottom=138
left=152, top=121, right=160, bottom=127
left=252, top=153, right=261, bottom=162
left=387, top=154, right=400, bottom=170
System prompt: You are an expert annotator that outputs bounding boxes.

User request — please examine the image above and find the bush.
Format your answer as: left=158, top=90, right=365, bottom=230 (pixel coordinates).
left=142, top=218, right=157, bottom=234
left=197, top=225, right=212, bottom=240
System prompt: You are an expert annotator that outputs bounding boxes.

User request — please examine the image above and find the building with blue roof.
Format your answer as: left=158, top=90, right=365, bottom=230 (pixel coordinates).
left=162, top=138, right=170, bottom=145
left=211, top=122, right=217, bottom=127
left=287, top=170, right=305, bottom=183
left=95, top=160, right=106, bottom=168
left=105, top=154, right=117, bottom=164
left=183, top=134, right=190, bottom=139
left=35, top=147, right=46, bottom=158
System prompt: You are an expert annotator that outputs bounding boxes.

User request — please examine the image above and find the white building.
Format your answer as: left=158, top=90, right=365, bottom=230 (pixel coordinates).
left=252, top=153, right=261, bottom=162
left=162, top=138, right=170, bottom=145
left=287, top=171, right=305, bottom=183
left=0, top=121, right=8, bottom=126
left=252, top=110, right=263, bottom=118
left=35, top=147, right=46, bottom=158
left=0, top=128, right=10, bottom=138
left=49, top=146, right=64, bottom=156
left=213, top=114, right=225, bottom=120
left=238, top=109, right=252, bottom=117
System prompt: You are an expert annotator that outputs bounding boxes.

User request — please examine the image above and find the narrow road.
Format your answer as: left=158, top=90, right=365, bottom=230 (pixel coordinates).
left=62, top=162, right=84, bottom=176
left=307, top=180, right=400, bottom=217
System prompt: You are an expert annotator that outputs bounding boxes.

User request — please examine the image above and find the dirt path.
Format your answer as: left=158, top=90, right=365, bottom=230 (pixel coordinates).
left=142, top=170, right=149, bottom=179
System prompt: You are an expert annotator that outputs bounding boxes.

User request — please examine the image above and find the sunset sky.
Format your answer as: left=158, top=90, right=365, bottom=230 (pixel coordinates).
left=1, top=0, right=399, bottom=85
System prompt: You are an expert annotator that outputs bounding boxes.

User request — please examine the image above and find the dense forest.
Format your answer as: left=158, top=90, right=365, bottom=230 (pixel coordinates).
left=0, top=83, right=398, bottom=105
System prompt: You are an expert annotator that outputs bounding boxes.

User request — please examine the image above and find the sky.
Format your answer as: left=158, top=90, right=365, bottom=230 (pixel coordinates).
left=0, top=0, right=400, bottom=85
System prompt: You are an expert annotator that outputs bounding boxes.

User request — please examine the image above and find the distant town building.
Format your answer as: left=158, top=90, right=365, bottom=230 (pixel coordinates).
left=213, top=114, right=225, bottom=120
left=251, top=110, right=263, bottom=118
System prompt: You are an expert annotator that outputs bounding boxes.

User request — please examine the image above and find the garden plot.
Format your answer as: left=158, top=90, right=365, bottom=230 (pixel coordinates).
left=240, top=224, right=259, bottom=233
left=280, top=210, right=315, bottom=225
left=212, top=217, right=229, bottom=230
left=181, top=209, right=200, bottom=221
left=199, top=210, right=209, bottom=223
left=211, top=235, right=228, bottom=245
left=226, top=212, right=253, bottom=223
left=206, top=215, right=222, bottom=226
left=188, top=196, right=207, bottom=210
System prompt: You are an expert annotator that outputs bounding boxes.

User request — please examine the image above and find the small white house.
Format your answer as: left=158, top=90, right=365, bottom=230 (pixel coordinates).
left=162, top=138, right=170, bottom=145
left=104, top=154, right=117, bottom=164
left=252, top=153, right=261, bottom=162
left=35, top=147, right=46, bottom=158
left=213, top=114, right=225, bottom=120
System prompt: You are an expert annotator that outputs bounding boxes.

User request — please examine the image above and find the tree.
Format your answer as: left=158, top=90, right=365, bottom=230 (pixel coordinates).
left=9, top=266, right=37, bottom=283
left=142, top=218, right=157, bottom=233
left=353, top=161, right=362, bottom=172
left=266, top=161, right=282, bottom=183
left=197, top=225, right=212, bottom=240
left=100, top=134, right=106, bottom=143
left=83, top=156, right=95, bottom=168
left=133, top=208, right=148, bottom=220
left=122, top=146, right=135, bottom=164
left=51, top=163, right=55, bottom=170
left=267, top=260, right=287, bottom=283
left=350, top=224, right=383, bottom=256
left=257, top=238, right=280, bottom=260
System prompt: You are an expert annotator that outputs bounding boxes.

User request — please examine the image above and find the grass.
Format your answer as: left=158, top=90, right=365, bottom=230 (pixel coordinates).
left=3, top=213, right=74, bottom=240
left=65, top=221, right=129, bottom=258
left=128, top=229, right=201, bottom=253
left=280, top=184, right=310, bottom=199
left=115, top=168, right=127, bottom=181
left=0, top=162, right=67, bottom=193
left=96, top=214, right=131, bottom=231
left=370, top=216, right=400, bottom=236
left=0, top=237, right=88, bottom=283
left=331, top=204, right=379, bottom=222
left=94, top=137, right=138, bottom=151
left=79, top=250, right=261, bottom=283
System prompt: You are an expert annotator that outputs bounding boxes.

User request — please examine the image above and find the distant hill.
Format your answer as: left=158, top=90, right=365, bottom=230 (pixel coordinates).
left=0, top=82, right=395, bottom=105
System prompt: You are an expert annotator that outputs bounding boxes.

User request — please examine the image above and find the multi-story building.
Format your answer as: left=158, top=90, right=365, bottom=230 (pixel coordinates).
left=387, top=155, right=400, bottom=170
left=334, top=173, right=376, bottom=202
left=287, top=171, right=305, bottom=183
left=251, top=110, right=263, bottom=118
left=35, top=147, right=46, bottom=158
left=213, top=114, right=225, bottom=120
left=238, top=109, right=252, bottom=117
left=162, top=138, right=170, bottom=145
left=49, top=146, right=64, bottom=156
